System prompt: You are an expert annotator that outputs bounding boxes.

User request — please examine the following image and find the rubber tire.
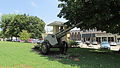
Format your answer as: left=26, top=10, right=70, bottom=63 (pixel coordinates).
left=41, top=42, right=50, bottom=55
left=108, top=48, right=110, bottom=50
left=60, top=47, right=64, bottom=54
left=34, top=45, right=40, bottom=49
left=60, top=41, right=68, bottom=54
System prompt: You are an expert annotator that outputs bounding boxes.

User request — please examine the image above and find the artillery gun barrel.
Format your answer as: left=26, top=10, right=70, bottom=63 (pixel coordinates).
left=55, top=22, right=83, bottom=38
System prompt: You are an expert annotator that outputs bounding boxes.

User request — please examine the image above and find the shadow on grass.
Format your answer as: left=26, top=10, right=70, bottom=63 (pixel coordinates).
left=31, top=47, right=120, bottom=68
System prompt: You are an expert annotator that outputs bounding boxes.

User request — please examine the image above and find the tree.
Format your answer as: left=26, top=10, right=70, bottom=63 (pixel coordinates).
left=0, top=31, right=2, bottom=38
left=0, top=31, right=4, bottom=38
left=58, top=0, right=120, bottom=34
left=18, top=30, right=31, bottom=42
left=0, top=14, right=45, bottom=39
left=27, top=16, right=45, bottom=38
left=0, top=14, right=16, bottom=38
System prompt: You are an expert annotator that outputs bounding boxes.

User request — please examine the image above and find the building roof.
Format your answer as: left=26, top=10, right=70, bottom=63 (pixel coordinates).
left=47, top=21, right=65, bottom=26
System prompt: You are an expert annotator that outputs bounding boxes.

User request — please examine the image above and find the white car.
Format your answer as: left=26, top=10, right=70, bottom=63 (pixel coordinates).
left=117, top=42, right=120, bottom=45
left=110, top=42, right=117, bottom=46
left=75, top=41, right=83, bottom=45
left=85, top=41, right=90, bottom=45
left=92, top=41, right=98, bottom=45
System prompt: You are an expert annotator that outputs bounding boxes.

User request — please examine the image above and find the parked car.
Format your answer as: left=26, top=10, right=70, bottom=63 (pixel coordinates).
left=100, top=41, right=110, bottom=50
left=28, top=39, right=40, bottom=43
left=110, top=42, right=117, bottom=46
left=85, top=41, right=90, bottom=45
left=75, top=41, right=83, bottom=45
left=19, top=40, right=25, bottom=42
left=12, top=39, right=21, bottom=42
left=32, top=39, right=39, bottom=43
left=37, top=40, right=44, bottom=44
left=6, top=39, right=12, bottom=41
left=28, top=39, right=33, bottom=43
left=117, top=42, right=120, bottom=45
left=92, top=41, right=98, bottom=45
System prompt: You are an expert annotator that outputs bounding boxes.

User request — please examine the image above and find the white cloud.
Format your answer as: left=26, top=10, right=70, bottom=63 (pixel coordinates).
left=13, top=10, right=19, bottom=13
left=45, top=23, right=53, bottom=32
left=31, top=1, right=37, bottom=7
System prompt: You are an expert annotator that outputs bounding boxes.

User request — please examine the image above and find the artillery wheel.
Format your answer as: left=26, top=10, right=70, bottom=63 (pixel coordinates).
left=34, top=45, right=40, bottom=49
left=60, top=41, right=68, bottom=54
left=41, top=42, right=50, bottom=55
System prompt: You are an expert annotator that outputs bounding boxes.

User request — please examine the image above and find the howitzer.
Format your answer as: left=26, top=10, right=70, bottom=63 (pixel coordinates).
left=40, top=22, right=83, bottom=54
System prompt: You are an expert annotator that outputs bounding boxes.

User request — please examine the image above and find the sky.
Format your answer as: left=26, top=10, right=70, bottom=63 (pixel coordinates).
left=0, top=0, right=67, bottom=31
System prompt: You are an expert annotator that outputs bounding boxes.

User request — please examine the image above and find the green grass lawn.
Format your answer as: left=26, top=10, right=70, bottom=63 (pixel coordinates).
left=0, top=41, right=120, bottom=68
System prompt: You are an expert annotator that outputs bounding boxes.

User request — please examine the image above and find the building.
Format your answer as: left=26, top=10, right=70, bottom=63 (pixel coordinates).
left=70, top=29, right=120, bottom=43
left=47, top=21, right=64, bottom=34
left=47, top=21, right=70, bottom=41
left=46, top=21, right=120, bottom=43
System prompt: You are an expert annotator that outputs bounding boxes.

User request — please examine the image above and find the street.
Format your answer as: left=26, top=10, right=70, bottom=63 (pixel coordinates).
left=78, top=43, right=120, bottom=51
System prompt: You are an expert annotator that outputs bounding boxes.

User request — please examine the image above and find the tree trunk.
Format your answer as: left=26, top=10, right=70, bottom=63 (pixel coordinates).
left=11, top=36, right=12, bottom=41
left=16, top=37, right=17, bottom=41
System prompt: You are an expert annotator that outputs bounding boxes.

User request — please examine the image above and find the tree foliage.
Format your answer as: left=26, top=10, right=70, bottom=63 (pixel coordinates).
left=58, top=0, right=120, bottom=34
left=0, top=14, right=16, bottom=38
left=18, top=30, right=31, bottom=41
left=0, top=14, right=45, bottom=39
left=0, top=31, right=2, bottom=38
left=0, top=31, right=5, bottom=38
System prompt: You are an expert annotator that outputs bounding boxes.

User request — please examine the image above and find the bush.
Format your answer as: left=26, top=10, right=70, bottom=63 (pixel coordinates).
left=68, top=40, right=79, bottom=47
left=18, top=30, right=31, bottom=42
